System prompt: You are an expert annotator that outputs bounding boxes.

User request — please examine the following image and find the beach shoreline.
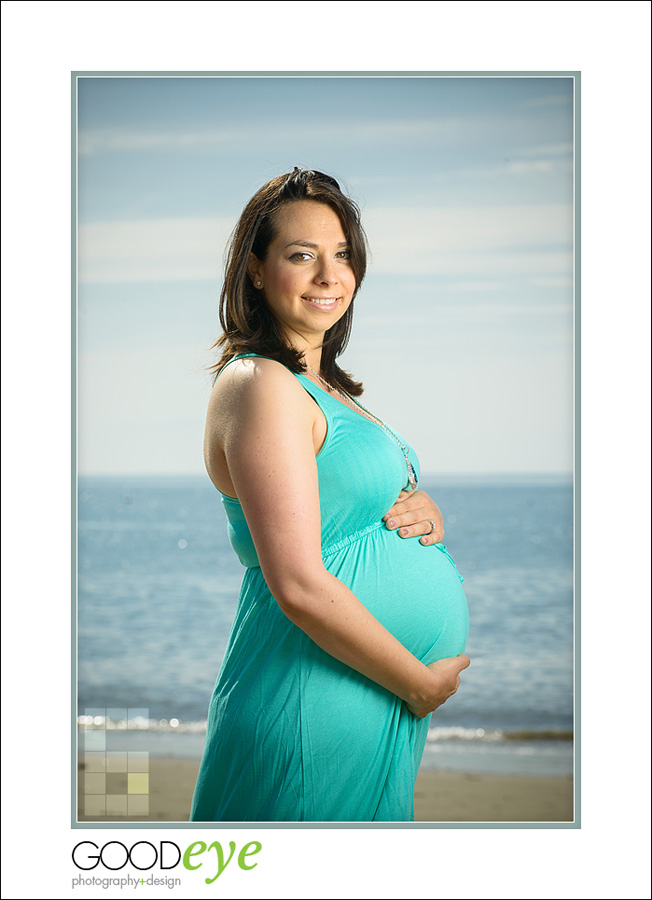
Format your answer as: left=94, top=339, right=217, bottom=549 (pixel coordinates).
left=77, top=757, right=574, bottom=824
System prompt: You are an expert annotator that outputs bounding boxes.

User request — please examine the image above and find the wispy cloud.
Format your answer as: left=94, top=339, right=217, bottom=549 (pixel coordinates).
left=79, top=129, right=250, bottom=156
left=502, top=142, right=573, bottom=177
left=443, top=280, right=504, bottom=293
left=78, top=116, right=488, bottom=156
left=78, top=217, right=235, bottom=283
left=78, top=203, right=572, bottom=284
left=505, top=159, right=558, bottom=175
left=520, top=93, right=574, bottom=108
left=364, top=204, right=573, bottom=276
left=515, top=142, right=573, bottom=157
left=527, top=276, right=574, bottom=288
left=437, top=155, right=572, bottom=184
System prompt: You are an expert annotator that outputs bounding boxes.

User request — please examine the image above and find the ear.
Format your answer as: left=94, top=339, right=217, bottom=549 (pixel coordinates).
left=248, top=253, right=263, bottom=288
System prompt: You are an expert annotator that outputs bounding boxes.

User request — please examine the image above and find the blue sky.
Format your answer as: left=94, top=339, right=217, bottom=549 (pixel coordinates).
left=76, top=75, right=575, bottom=475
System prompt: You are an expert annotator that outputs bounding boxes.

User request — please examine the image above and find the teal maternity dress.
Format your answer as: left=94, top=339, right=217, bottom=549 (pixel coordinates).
left=190, top=360, right=468, bottom=822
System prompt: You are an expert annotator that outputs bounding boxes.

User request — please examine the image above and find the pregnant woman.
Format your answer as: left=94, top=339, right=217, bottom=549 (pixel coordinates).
left=190, top=168, right=469, bottom=822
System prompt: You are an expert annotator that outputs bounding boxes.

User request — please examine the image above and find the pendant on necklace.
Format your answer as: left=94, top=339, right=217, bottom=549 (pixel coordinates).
left=306, top=363, right=418, bottom=490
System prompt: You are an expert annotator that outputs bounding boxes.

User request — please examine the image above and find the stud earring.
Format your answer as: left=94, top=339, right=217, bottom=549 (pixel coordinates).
left=255, top=280, right=262, bottom=287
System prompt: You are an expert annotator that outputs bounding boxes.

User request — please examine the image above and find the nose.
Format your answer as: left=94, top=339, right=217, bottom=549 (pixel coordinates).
left=315, top=256, right=338, bottom=285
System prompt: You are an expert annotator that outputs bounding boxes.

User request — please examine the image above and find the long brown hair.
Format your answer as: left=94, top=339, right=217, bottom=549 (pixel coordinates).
left=212, top=168, right=368, bottom=395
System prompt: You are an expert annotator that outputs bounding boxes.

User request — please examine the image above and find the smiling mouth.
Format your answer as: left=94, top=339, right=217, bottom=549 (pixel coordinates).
left=302, top=296, right=340, bottom=307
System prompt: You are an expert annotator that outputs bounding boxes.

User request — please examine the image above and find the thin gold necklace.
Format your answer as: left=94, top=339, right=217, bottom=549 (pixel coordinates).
left=305, top=365, right=418, bottom=490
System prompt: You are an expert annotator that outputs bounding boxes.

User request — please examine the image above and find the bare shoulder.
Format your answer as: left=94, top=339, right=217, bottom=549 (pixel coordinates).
left=208, top=357, right=307, bottom=420
left=206, top=357, right=316, bottom=452
left=204, top=357, right=316, bottom=496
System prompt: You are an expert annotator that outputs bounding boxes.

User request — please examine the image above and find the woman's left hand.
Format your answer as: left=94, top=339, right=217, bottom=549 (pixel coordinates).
left=383, top=490, right=444, bottom=546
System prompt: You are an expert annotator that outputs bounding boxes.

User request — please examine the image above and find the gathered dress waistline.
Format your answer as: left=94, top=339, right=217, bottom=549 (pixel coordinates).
left=321, top=521, right=386, bottom=560
left=243, top=521, right=387, bottom=571
left=242, top=522, right=462, bottom=581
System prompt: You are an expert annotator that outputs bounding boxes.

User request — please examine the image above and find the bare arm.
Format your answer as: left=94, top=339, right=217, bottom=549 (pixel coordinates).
left=207, top=358, right=469, bottom=717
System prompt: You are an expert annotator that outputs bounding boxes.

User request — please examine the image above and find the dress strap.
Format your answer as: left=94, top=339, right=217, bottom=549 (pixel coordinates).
left=213, top=353, right=262, bottom=382
left=293, top=373, right=336, bottom=446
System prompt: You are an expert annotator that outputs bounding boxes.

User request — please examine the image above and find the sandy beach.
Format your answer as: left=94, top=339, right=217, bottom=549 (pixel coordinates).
left=77, top=757, right=574, bottom=824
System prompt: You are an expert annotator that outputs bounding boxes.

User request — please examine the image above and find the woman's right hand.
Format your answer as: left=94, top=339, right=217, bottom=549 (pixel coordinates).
left=406, top=654, right=470, bottom=718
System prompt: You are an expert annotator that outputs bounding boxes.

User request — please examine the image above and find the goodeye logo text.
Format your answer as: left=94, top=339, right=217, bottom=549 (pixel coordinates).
left=72, top=839, right=262, bottom=885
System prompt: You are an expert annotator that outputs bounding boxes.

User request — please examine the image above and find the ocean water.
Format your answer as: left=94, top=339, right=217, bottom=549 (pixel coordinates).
left=76, top=474, right=575, bottom=776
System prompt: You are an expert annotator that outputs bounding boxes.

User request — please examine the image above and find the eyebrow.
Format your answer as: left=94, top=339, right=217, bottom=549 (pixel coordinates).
left=283, top=240, right=349, bottom=249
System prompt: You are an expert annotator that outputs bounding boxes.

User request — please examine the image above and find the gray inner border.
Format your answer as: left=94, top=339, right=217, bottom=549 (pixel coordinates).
left=71, top=69, right=581, bottom=830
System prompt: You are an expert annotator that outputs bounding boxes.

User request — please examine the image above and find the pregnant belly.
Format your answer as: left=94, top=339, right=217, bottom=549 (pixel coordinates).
left=324, top=525, right=469, bottom=665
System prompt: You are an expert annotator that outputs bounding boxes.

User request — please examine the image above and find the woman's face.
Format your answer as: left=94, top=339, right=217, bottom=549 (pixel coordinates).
left=250, top=200, right=356, bottom=351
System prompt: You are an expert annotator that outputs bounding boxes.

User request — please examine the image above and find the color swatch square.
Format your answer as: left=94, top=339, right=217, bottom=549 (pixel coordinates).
left=106, top=794, right=128, bottom=816
left=85, top=773, right=106, bottom=794
left=127, top=773, right=149, bottom=794
left=127, top=795, right=149, bottom=816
